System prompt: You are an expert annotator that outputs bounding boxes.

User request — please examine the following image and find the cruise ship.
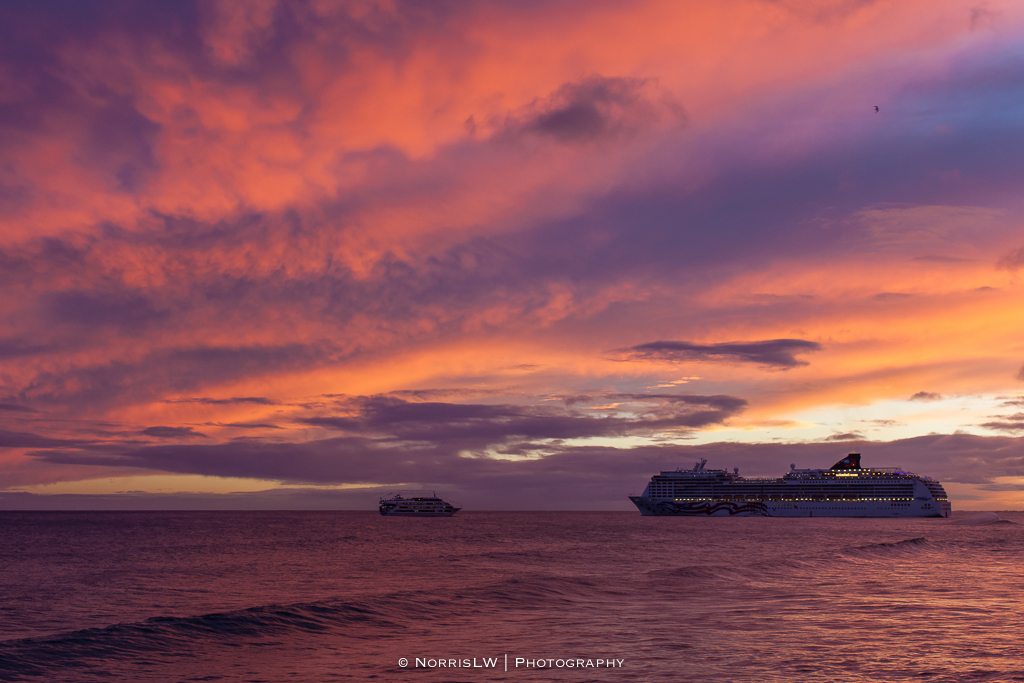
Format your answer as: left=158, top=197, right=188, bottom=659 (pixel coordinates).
left=629, top=454, right=951, bottom=517
left=378, top=492, right=461, bottom=517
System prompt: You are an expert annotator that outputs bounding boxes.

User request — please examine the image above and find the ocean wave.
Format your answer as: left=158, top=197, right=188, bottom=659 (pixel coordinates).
left=0, top=574, right=625, bottom=681
left=645, top=565, right=732, bottom=581
left=949, top=511, right=1014, bottom=525
left=462, top=574, right=613, bottom=607
left=840, top=536, right=933, bottom=559
left=643, top=555, right=823, bottom=585
left=0, top=600, right=398, bottom=680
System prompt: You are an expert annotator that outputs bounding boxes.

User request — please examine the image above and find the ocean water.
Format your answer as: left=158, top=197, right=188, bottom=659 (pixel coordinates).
left=0, top=510, right=1022, bottom=682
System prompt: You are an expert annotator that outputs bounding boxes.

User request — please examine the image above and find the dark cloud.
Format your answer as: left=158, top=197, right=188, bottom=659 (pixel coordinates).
left=141, top=426, right=209, bottom=439
left=997, top=247, right=1024, bottom=271
left=0, top=429, right=85, bottom=449
left=612, top=339, right=822, bottom=368
left=167, top=397, right=278, bottom=406
left=27, top=393, right=746, bottom=489
left=0, top=403, right=37, bottom=413
left=501, top=76, right=685, bottom=144
left=209, top=422, right=282, bottom=430
left=979, top=413, right=1024, bottom=432
left=0, top=220, right=627, bottom=414
left=46, top=290, right=168, bottom=328
left=81, top=91, right=161, bottom=194
left=0, top=338, right=51, bottom=360
left=980, top=422, right=1024, bottom=433
left=498, top=56, right=1024, bottom=290
left=825, top=432, right=864, bottom=441
left=909, top=391, right=943, bottom=401
left=36, top=437, right=405, bottom=484
left=969, top=5, right=998, bottom=30
left=0, top=2, right=185, bottom=204
left=299, top=394, right=745, bottom=444
left=22, top=344, right=320, bottom=409
left=386, top=388, right=501, bottom=401
left=0, top=239, right=87, bottom=288
left=558, top=394, right=594, bottom=407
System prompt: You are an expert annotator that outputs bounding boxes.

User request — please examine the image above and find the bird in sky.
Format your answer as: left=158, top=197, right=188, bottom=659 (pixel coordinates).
left=874, top=106, right=879, bottom=112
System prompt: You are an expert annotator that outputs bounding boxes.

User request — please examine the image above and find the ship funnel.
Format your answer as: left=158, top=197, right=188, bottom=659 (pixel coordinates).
left=734, top=467, right=739, bottom=475
left=830, top=453, right=862, bottom=470
left=790, top=463, right=796, bottom=470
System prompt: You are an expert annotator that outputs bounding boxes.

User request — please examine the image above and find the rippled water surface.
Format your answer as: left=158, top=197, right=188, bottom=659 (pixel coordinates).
left=1, top=510, right=1022, bottom=682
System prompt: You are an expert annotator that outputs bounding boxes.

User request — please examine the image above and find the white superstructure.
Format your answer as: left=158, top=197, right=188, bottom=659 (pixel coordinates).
left=629, top=453, right=951, bottom=517
left=378, top=492, right=461, bottom=517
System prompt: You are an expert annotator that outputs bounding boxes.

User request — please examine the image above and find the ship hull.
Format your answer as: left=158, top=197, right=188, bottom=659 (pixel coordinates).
left=379, top=509, right=461, bottom=517
left=630, top=496, right=951, bottom=518
left=630, top=497, right=770, bottom=516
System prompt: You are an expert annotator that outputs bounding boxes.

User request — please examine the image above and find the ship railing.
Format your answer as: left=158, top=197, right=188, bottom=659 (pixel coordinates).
left=382, top=490, right=461, bottom=507
left=786, top=467, right=909, bottom=475
left=380, top=490, right=441, bottom=502
left=388, top=489, right=438, bottom=498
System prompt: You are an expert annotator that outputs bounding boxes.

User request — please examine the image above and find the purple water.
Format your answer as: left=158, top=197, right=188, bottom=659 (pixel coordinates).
left=1, top=511, right=1022, bottom=681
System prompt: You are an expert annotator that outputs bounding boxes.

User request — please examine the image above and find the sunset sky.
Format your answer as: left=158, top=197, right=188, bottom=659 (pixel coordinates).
left=2, top=0, right=1024, bottom=510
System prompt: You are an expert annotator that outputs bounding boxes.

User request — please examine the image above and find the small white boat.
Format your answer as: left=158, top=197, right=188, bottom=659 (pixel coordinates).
left=378, top=492, right=461, bottom=517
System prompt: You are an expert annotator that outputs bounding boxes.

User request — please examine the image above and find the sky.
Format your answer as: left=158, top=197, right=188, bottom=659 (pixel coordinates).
left=2, top=0, right=1024, bottom=510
